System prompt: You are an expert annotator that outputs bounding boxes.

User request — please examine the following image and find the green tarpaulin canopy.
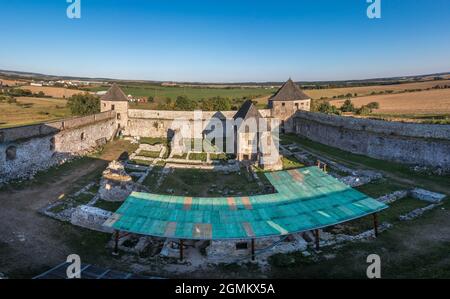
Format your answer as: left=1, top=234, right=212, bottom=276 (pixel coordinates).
left=104, top=166, right=387, bottom=240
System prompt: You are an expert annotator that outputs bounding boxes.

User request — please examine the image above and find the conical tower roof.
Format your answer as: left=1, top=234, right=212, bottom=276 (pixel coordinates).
left=269, top=78, right=310, bottom=101
left=100, top=83, right=128, bottom=102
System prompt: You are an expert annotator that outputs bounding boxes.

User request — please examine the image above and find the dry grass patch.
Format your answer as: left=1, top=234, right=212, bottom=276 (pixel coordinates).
left=306, top=79, right=450, bottom=100
left=0, top=97, right=71, bottom=128
left=330, top=89, right=450, bottom=115
left=17, top=86, right=89, bottom=98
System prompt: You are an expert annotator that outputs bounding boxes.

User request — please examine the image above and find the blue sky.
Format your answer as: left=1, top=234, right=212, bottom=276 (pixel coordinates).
left=0, top=0, right=449, bottom=82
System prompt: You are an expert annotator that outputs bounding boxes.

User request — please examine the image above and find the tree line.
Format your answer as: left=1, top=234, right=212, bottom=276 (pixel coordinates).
left=312, top=99, right=380, bottom=116
left=65, top=93, right=257, bottom=116
left=151, top=95, right=253, bottom=111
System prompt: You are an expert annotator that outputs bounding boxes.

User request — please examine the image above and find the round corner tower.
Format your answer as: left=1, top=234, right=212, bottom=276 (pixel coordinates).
left=100, top=83, right=129, bottom=129
left=268, top=78, right=311, bottom=133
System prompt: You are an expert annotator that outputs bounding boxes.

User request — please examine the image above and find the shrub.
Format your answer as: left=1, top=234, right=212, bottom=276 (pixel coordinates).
left=175, top=95, right=197, bottom=110
left=340, top=99, right=355, bottom=112
left=200, top=96, right=232, bottom=111
left=366, top=102, right=380, bottom=109
left=66, top=93, right=100, bottom=116
left=318, top=102, right=341, bottom=115
left=355, top=105, right=372, bottom=115
left=269, top=254, right=296, bottom=267
left=7, top=97, right=17, bottom=104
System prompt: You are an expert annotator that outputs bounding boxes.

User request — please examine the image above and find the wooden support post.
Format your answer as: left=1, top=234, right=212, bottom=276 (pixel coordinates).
left=373, top=213, right=379, bottom=237
left=314, top=229, right=320, bottom=250
left=113, top=230, right=119, bottom=255
left=179, top=239, right=184, bottom=261
left=251, top=239, right=255, bottom=261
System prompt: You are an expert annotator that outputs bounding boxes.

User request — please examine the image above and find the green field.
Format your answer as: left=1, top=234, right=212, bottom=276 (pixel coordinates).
left=87, top=84, right=276, bottom=100
left=85, top=84, right=277, bottom=109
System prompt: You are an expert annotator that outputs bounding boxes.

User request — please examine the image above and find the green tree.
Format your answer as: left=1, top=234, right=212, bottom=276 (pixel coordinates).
left=147, top=96, right=154, bottom=103
left=157, top=97, right=173, bottom=110
left=318, top=102, right=341, bottom=115
left=366, top=102, right=380, bottom=109
left=212, top=96, right=232, bottom=111
left=355, top=105, right=372, bottom=115
left=67, top=93, right=100, bottom=116
left=200, top=96, right=232, bottom=111
left=310, top=99, right=322, bottom=112
left=7, top=88, right=32, bottom=97
left=200, top=98, right=215, bottom=111
left=340, top=99, right=355, bottom=112
left=175, top=95, right=197, bottom=110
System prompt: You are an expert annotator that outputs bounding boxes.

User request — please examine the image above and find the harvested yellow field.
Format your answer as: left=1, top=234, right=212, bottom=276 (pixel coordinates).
left=330, top=89, right=450, bottom=114
left=0, top=97, right=71, bottom=128
left=18, top=85, right=90, bottom=98
left=303, top=80, right=450, bottom=100
left=0, top=78, right=27, bottom=86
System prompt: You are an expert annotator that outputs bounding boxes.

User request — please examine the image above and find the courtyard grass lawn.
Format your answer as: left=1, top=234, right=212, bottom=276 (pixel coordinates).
left=138, top=150, right=161, bottom=159
left=280, top=134, right=450, bottom=195
left=281, top=156, right=305, bottom=170
left=355, top=179, right=410, bottom=198
left=327, top=196, right=430, bottom=235
left=189, top=152, right=208, bottom=162
left=139, top=137, right=168, bottom=146
left=172, top=153, right=188, bottom=159
left=129, top=159, right=154, bottom=166
left=89, top=139, right=139, bottom=160
left=142, top=166, right=165, bottom=190
left=146, top=167, right=265, bottom=197
left=49, top=192, right=95, bottom=214
left=93, top=200, right=123, bottom=212
left=210, top=153, right=228, bottom=161
left=0, top=156, right=98, bottom=192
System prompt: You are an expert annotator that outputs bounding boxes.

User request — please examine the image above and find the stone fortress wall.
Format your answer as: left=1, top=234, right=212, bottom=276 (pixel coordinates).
left=125, top=109, right=274, bottom=139
left=125, top=109, right=237, bottom=139
left=2, top=79, right=450, bottom=184
left=293, top=111, right=450, bottom=170
left=0, top=111, right=117, bottom=183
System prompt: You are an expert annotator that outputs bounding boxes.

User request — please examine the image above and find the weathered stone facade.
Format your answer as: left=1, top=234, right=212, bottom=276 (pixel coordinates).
left=125, top=109, right=236, bottom=139
left=71, top=205, right=114, bottom=233
left=293, top=111, right=450, bottom=170
left=0, top=111, right=117, bottom=183
left=269, top=99, right=311, bottom=133
left=267, top=78, right=312, bottom=133
left=98, top=160, right=145, bottom=202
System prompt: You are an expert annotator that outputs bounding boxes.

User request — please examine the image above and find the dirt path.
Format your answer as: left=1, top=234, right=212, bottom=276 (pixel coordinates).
left=0, top=141, right=130, bottom=278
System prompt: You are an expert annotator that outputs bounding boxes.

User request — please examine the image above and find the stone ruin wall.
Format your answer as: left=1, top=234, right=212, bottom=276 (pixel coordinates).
left=293, top=111, right=450, bottom=170
left=0, top=111, right=117, bottom=183
left=125, top=109, right=274, bottom=139
left=125, top=109, right=238, bottom=139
